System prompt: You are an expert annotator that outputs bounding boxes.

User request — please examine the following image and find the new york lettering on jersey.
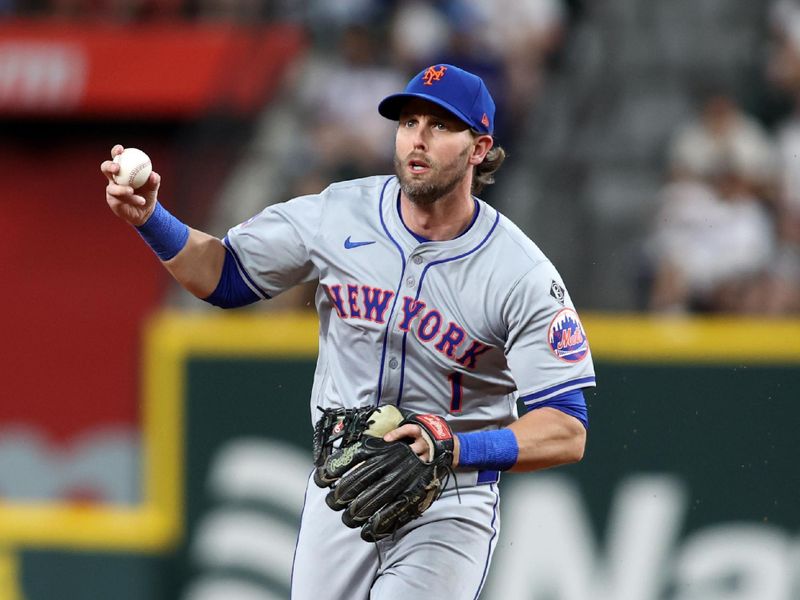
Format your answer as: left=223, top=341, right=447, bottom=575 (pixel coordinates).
left=323, top=282, right=491, bottom=369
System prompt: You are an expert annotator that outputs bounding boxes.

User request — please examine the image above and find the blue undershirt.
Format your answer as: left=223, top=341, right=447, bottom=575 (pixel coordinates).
left=203, top=247, right=260, bottom=308
left=532, top=388, right=588, bottom=429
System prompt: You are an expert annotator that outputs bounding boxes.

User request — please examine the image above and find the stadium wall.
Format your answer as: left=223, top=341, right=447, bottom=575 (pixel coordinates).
left=2, top=312, right=798, bottom=599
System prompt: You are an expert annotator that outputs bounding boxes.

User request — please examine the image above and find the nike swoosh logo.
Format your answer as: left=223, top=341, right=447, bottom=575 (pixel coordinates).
left=344, top=236, right=376, bottom=249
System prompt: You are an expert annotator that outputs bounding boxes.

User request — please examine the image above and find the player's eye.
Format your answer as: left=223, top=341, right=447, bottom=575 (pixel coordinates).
left=433, top=122, right=447, bottom=131
left=402, top=118, right=417, bottom=128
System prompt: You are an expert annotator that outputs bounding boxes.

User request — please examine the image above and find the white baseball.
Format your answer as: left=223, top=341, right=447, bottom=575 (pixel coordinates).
left=113, top=148, right=152, bottom=189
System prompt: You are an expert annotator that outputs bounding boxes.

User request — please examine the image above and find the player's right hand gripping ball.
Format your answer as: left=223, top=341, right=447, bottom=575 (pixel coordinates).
left=113, top=147, right=152, bottom=189
left=313, top=405, right=455, bottom=542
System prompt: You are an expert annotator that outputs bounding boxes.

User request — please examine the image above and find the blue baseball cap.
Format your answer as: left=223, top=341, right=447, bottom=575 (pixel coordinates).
left=378, top=64, right=495, bottom=135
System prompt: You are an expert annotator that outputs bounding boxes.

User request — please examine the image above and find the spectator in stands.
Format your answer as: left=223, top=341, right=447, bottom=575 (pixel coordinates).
left=460, top=0, right=566, bottom=132
left=291, top=23, right=405, bottom=186
left=303, top=0, right=384, bottom=37
left=646, top=165, right=777, bottom=313
left=762, top=0, right=800, bottom=312
left=389, top=1, right=454, bottom=73
left=646, top=92, right=780, bottom=313
left=668, top=91, right=777, bottom=197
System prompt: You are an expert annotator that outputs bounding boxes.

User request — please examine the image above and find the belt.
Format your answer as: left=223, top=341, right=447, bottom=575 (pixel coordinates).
left=477, top=469, right=500, bottom=485
left=444, top=469, right=500, bottom=490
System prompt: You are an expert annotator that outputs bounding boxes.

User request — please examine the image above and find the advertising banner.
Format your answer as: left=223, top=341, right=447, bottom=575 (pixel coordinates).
left=0, top=22, right=304, bottom=117
left=4, top=312, right=799, bottom=600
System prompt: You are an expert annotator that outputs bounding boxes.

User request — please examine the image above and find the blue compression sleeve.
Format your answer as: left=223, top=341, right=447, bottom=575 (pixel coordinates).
left=456, top=428, right=519, bottom=471
left=135, top=202, right=190, bottom=261
left=531, top=388, right=588, bottom=429
left=203, top=248, right=260, bottom=308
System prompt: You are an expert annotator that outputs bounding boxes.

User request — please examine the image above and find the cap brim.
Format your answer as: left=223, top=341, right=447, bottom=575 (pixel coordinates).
left=378, top=92, right=479, bottom=132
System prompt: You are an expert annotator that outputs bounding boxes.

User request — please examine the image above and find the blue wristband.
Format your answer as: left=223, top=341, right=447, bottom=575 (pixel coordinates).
left=135, top=202, right=190, bottom=261
left=456, top=429, right=519, bottom=471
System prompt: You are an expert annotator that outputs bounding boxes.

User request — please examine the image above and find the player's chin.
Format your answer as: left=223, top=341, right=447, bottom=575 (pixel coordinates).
left=401, top=170, right=429, bottom=185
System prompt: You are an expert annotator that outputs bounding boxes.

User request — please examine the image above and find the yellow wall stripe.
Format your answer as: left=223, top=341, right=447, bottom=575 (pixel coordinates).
left=582, top=313, right=800, bottom=362
left=0, top=506, right=173, bottom=551
left=0, top=547, right=24, bottom=600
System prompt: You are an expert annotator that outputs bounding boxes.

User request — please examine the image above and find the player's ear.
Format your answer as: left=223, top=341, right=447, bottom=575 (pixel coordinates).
left=469, top=134, right=494, bottom=165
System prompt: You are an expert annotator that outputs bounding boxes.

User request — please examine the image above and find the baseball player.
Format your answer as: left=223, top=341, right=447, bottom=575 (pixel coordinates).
left=102, top=64, right=594, bottom=599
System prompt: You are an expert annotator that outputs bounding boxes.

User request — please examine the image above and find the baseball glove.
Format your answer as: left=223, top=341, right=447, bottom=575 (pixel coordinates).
left=312, top=405, right=455, bottom=542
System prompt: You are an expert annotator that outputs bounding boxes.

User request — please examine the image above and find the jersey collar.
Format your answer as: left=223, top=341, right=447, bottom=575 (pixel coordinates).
left=381, top=177, right=497, bottom=258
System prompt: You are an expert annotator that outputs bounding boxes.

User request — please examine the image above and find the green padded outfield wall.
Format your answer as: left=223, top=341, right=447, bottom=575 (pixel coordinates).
left=7, top=312, right=800, bottom=600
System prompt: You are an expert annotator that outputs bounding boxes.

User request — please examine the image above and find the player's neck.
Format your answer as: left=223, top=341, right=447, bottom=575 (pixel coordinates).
left=400, top=184, right=475, bottom=242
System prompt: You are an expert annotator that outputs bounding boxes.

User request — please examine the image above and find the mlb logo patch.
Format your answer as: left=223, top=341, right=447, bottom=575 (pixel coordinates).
left=550, top=280, right=566, bottom=306
left=548, top=308, right=589, bottom=362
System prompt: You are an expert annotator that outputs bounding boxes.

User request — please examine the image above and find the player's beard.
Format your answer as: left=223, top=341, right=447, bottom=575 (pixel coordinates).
left=394, top=144, right=472, bottom=206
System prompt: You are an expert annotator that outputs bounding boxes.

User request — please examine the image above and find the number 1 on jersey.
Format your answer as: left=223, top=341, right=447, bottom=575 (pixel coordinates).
left=448, top=372, right=463, bottom=414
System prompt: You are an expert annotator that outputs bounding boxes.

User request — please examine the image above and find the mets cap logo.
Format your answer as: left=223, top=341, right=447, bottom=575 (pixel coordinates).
left=548, top=308, right=589, bottom=363
left=422, top=65, right=448, bottom=86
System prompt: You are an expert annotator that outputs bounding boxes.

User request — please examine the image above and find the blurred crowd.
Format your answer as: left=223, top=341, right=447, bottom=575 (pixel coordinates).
left=643, top=0, right=800, bottom=315
left=279, top=0, right=575, bottom=199
left=5, top=0, right=800, bottom=314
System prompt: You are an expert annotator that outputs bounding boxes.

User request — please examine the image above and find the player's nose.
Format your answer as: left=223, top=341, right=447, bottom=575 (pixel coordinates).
left=410, top=127, right=428, bottom=151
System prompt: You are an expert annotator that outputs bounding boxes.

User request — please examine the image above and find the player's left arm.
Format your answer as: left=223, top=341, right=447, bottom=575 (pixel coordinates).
left=386, top=264, right=594, bottom=473
left=385, top=389, right=587, bottom=472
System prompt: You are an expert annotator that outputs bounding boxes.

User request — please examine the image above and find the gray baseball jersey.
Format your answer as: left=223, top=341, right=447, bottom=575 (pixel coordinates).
left=224, top=174, right=595, bottom=599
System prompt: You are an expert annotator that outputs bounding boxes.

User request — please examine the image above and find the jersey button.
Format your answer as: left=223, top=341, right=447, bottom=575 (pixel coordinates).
left=388, top=357, right=399, bottom=369
left=413, top=256, right=423, bottom=265
left=406, top=277, right=416, bottom=288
